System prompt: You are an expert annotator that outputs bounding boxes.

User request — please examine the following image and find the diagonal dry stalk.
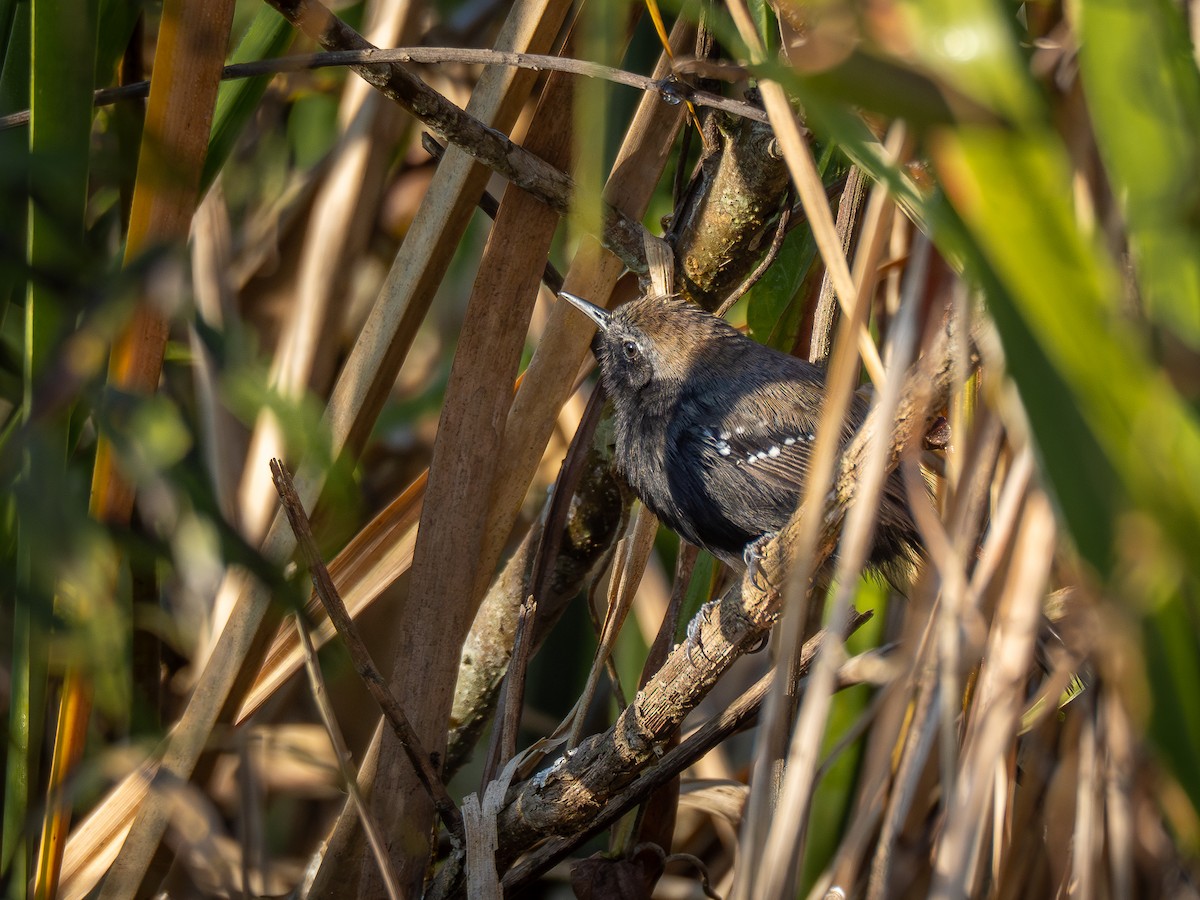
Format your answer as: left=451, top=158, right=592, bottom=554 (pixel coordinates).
left=270, top=459, right=462, bottom=843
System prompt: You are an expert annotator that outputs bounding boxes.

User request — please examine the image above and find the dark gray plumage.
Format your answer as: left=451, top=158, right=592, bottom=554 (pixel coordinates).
left=562, top=292, right=921, bottom=582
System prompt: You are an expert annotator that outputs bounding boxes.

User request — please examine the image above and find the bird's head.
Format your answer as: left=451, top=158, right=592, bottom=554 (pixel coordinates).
left=560, top=292, right=733, bottom=399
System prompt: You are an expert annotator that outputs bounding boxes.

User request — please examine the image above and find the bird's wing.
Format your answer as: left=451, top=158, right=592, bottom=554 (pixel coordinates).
left=686, top=406, right=837, bottom=495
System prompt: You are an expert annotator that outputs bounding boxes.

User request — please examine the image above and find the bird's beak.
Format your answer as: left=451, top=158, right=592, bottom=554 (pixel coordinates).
left=559, top=291, right=611, bottom=332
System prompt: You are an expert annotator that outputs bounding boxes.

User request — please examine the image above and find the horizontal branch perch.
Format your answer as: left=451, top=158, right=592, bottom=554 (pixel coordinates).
left=0, top=49, right=769, bottom=131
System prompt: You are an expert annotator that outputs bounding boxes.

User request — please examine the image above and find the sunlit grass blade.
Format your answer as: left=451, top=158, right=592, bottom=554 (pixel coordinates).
left=937, top=131, right=1200, bottom=571
left=36, top=0, right=238, bottom=895
left=0, top=1, right=31, bottom=887
left=202, top=5, right=294, bottom=191
left=19, top=0, right=98, bottom=896
left=1075, top=0, right=1200, bottom=348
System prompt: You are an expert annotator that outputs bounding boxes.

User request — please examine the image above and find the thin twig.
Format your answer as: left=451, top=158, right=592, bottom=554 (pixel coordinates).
left=421, top=133, right=565, bottom=294
left=714, top=193, right=792, bottom=318
left=269, top=458, right=465, bottom=845
left=257, top=0, right=656, bottom=274
left=483, top=384, right=608, bottom=782
left=0, top=47, right=770, bottom=131
left=292, top=613, right=404, bottom=900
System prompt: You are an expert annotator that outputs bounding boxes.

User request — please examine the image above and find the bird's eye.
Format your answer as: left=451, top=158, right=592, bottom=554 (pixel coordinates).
left=621, top=340, right=639, bottom=360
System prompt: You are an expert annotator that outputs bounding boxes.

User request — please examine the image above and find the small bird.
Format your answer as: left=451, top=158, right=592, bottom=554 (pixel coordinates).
left=560, top=291, right=921, bottom=584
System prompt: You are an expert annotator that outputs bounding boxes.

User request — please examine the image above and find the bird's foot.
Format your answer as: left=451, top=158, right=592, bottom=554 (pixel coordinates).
left=744, top=533, right=777, bottom=593
left=684, top=597, right=721, bottom=665
left=747, top=631, right=771, bottom=654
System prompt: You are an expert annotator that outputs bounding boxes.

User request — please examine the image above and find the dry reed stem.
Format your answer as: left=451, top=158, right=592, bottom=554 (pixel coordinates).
left=477, top=384, right=616, bottom=781
left=366, top=23, right=574, bottom=885
left=809, top=167, right=868, bottom=364
left=234, top=0, right=418, bottom=550
left=758, top=170, right=916, bottom=899
left=59, top=757, right=159, bottom=900
left=866, top=668, right=942, bottom=900
left=930, top=490, right=1055, bottom=897
left=269, top=454, right=437, bottom=900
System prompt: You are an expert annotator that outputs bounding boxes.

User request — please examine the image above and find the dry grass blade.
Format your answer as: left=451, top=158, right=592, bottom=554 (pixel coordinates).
left=236, top=471, right=426, bottom=723
left=567, top=503, right=660, bottom=750
left=269, top=460, right=462, bottom=841
left=930, top=490, right=1055, bottom=897
left=366, top=14, right=574, bottom=883
left=809, top=168, right=868, bottom=364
